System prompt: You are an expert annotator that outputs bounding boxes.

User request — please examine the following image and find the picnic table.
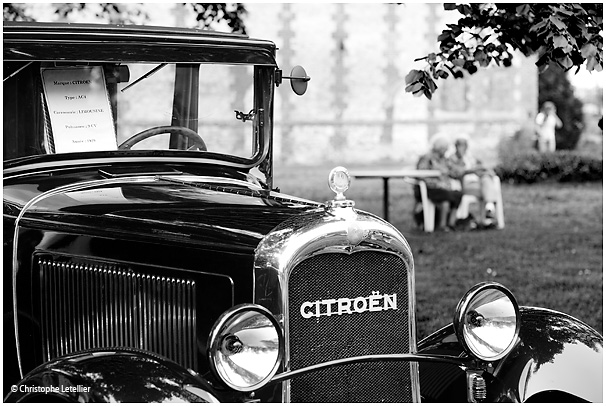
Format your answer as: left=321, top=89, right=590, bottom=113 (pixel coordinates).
left=350, top=168, right=440, bottom=222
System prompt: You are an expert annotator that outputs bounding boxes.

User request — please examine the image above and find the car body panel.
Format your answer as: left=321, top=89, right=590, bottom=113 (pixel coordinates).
left=3, top=349, right=221, bottom=403
left=417, top=307, right=603, bottom=402
left=4, top=167, right=317, bottom=253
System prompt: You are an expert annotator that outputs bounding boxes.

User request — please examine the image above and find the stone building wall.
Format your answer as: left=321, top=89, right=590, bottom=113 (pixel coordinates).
left=245, top=3, right=538, bottom=168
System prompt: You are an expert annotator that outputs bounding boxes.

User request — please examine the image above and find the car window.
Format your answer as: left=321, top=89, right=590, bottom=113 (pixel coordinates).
left=3, top=61, right=256, bottom=161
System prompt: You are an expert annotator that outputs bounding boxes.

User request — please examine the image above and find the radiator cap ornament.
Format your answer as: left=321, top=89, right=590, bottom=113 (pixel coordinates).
left=327, top=166, right=355, bottom=208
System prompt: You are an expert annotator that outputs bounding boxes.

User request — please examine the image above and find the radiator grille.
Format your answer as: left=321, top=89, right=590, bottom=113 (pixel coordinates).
left=288, top=251, right=413, bottom=403
left=38, top=259, right=197, bottom=370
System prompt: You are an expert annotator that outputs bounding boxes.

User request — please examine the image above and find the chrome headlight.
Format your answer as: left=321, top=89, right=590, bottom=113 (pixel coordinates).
left=208, top=304, right=284, bottom=392
left=453, top=282, right=520, bottom=362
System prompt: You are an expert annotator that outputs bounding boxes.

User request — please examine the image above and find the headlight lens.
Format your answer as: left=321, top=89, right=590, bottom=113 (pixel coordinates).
left=208, top=304, right=284, bottom=391
left=454, top=282, right=520, bottom=361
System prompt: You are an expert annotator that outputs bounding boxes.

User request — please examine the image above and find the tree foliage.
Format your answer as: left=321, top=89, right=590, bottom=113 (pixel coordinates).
left=189, top=3, right=247, bottom=34
left=3, top=3, right=248, bottom=33
left=406, top=3, right=603, bottom=99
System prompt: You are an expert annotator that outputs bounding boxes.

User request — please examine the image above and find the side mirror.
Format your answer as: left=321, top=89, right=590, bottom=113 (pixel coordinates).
left=276, top=66, right=311, bottom=96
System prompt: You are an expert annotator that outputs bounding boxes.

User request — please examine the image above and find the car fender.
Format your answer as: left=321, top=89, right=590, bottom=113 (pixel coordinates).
left=417, top=306, right=603, bottom=403
left=4, top=349, right=221, bottom=403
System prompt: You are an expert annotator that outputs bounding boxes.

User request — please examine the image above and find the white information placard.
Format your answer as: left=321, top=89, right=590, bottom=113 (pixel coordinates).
left=41, top=66, right=118, bottom=153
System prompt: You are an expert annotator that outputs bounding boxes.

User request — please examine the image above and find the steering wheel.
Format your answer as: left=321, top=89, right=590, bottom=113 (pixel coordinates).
left=118, top=126, right=207, bottom=151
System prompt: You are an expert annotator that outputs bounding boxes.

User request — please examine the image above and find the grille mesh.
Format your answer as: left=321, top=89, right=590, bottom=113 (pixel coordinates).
left=38, top=259, right=197, bottom=370
left=288, top=251, right=413, bottom=402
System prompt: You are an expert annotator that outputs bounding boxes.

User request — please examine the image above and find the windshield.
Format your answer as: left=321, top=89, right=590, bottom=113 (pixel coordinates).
left=3, top=61, right=265, bottom=163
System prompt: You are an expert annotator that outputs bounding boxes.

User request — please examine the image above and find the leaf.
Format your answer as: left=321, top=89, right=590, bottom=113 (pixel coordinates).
left=586, top=55, right=598, bottom=71
left=581, top=43, right=597, bottom=58
left=473, top=49, right=485, bottom=59
left=446, top=24, right=462, bottom=34
left=437, top=31, right=452, bottom=42
left=445, top=64, right=457, bottom=76
left=556, top=8, right=573, bottom=17
left=549, top=15, right=567, bottom=30
left=412, top=88, right=424, bottom=97
left=558, top=55, right=574, bottom=70
left=405, top=82, right=423, bottom=93
left=530, top=19, right=548, bottom=33
left=474, top=49, right=489, bottom=66
left=443, top=3, right=457, bottom=11
left=457, top=4, right=472, bottom=16
left=552, top=35, right=569, bottom=48
left=405, top=69, right=422, bottom=85
left=516, top=4, right=530, bottom=16
left=452, top=58, right=466, bottom=67
left=424, top=74, right=437, bottom=92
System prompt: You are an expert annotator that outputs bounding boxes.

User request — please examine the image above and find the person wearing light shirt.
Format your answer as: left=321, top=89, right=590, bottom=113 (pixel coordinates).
left=448, top=136, right=498, bottom=227
left=535, top=101, right=563, bottom=152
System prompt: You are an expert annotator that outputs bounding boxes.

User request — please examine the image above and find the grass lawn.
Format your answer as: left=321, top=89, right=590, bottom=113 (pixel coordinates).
left=274, top=164, right=603, bottom=339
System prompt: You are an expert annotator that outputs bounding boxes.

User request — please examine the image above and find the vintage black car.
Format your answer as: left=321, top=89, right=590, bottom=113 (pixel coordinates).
left=3, top=21, right=603, bottom=403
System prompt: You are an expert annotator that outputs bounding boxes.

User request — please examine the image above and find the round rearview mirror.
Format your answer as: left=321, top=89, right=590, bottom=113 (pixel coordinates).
left=208, top=304, right=284, bottom=392
left=290, top=65, right=309, bottom=96
left=454, top=282, right=520, bottom=361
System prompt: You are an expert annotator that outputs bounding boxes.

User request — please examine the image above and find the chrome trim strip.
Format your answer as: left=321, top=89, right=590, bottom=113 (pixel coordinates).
left=4, top=156, right=258, bottom=179
left=12, top=175, right=159, bottom=377
left=253, top=205, right=419, bottom=402
left=5, top=28, right=276, bottom=48
left=270, top=353, right=472, bottom=383
left=158, top=175, right=263, bottom=188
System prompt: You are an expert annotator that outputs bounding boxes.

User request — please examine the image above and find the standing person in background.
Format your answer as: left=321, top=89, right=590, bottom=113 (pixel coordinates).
left=416, top=135, right=463, bottom=232
left=535, top=101, right=563, bottom=152
left=448, top=136, right=498, bottom=227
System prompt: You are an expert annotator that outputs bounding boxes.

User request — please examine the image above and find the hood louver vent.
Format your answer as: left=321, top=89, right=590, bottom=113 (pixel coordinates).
left=38, top=258, right=198, bottom=370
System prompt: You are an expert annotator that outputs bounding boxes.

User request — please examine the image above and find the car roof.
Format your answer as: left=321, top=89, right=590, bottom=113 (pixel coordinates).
left=3, top=21, right=278, bottom=65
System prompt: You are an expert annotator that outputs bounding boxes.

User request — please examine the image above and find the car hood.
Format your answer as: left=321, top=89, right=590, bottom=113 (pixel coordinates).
left=4, top=173, right=321, bottom=253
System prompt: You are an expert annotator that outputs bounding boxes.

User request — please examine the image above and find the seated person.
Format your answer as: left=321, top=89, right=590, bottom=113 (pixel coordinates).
left=448, top=135, right=499, bottom=226
left=416, top=135, right=463, bottom=231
